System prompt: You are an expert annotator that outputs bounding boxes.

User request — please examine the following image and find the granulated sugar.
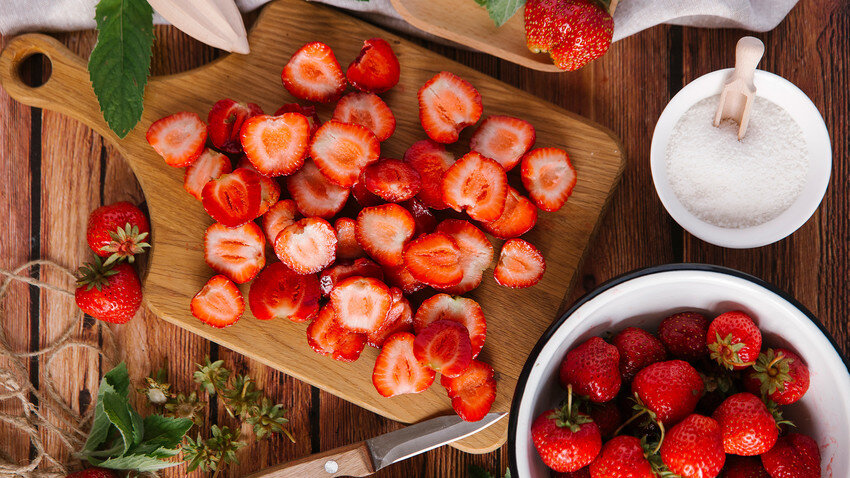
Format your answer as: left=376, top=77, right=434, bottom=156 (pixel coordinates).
left=665, top=95, right=809, bottom=228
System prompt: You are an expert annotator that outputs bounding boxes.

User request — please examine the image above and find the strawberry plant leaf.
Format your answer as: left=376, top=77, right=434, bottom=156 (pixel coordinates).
left=477, top=0, right=525, bottom=27
left=96, top=453, right=183, bottom=472
left=101, top=391, right=136, bottom=454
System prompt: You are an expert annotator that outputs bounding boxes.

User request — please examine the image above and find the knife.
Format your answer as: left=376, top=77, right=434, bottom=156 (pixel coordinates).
left=246, top=412, right=506, bottom=477
left=147, top=0, right=250, bottom=54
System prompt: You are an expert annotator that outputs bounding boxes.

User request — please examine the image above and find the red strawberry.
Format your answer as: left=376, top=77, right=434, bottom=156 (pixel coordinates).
left=351, top=180, right=382, bottom=207
left=355, top=204, right=415, bottom=266
left=612, top=327, right=667, bottom=382
left=760, top=433, right=820, bottom=478
left=659, top=414, right=725, bottom=478
left=402, top=197, right=437, bottom=236
left=281, top=42, right=346, bottom=103
left=383, top=262, right=426, bottom=295
left=524, top=0, right=613, bottom=71
left=707, top=311, right=762, bottom=370
left=631, top=360, right=704, bottom=425
left=319, top=258, right=384, bottom=297
left=190, top=274, right=244, bottom=328
left=413, top=320, right=473, bottom=378
left=333, top=92, right=396, bottom=141
left=240, top=113, right=310, bottom=177
left=184, top=148, right=232, bottom=201
left=744, top=348, right=810, bottom=405
left=588, top=435, right=652, bottom=477
left=403, top=232, right=463, bottom=288
left=403, top=139, right=454, bottom=209
left=75, top=259, right=141, bottom=324
left=307, top=304, right=366, bottom=362
left=86, top=201, right=150, bottom=265
left=204, top=222, right=266, bottom=284
left=723, top=456, right=770, bottom=478
left=257, top=174, right=281, bottom=216
left=442, top=152, right=508, bottom=222
left=530, top=396, right=601, bottom=472
left=330, top=276, right=392, bottom=333
left=248, top=261, right=320, bottom=322
left=521, top=147, right=577, bottom=212
left=587, top=401, right=621, bottom=438
left=469, top=115, right=535, bottom=171
left=146, top=111, right=206, bottom=167
left=201, top=168, right=263, bottom=227
left=554, top=469, right=590, bottom=478
left=440, top=359, right=497, bottom=422
left=712, top=392, right=778, bottom=455
left=261, top=199, right=299, bottom=244
left=373, top=332, right=435, bottom=397
left=66, top=468, right=118, bottom=478
left=207, top=98, right=263, bottom=154
left=275, top=103, right=320, bottom=136
left=418, top=71, right=482, bottom=144
left=334, top=217, right=366, bottom=260
left=311, top=120, right=381, bottom=187
left=274, top=217, right=337, bottom=274
left=367, top=287, right=413, bottom=348
left=559, top=336, right=620, bottom=403
left=414, top=294, right=487, bottom=358
left=434, top=219, right=494, bottom=294
left=480, top=187, right=537, bottom=239
left=494, top=238, right=545, bottom=288
left=286, top=159, right=350, bottom=218
left=346, top=38, right=400, bottom=94
left=362, top=159, right=421, bottom=202
left=658, top=311, right=709, bottom=360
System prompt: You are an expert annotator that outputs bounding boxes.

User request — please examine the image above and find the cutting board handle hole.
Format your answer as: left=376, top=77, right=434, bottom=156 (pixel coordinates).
left=16, top=52, right=52, bottom=88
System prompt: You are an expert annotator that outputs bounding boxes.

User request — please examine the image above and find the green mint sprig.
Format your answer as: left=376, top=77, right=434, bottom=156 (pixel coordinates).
left=475, top=0, right=525, bottom=27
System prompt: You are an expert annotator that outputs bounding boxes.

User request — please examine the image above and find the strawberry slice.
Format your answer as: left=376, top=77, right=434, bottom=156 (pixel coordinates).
left=367, top=287, right=413, bottom=348
left=351, top=180, right=383, bottom=208
left=281, top=42, right=346, bottom=103
left=248, top=261, right=320, bottom=322
left=329, top=276, right=392, bottom=333
left=240, top=113, right=311, bottom=177
left=346, top=38, right=400, bottom=94
left=319, top=258, right=384, bottom=296
left=383, top=263, right=426, bottom=295
left=440, top=360, right=497, bottom=422
left=274, top=217, right=337, bottom=274
left=372, top=332, right=435, bottom=397
left=201, top=168, right=263, bottom=228
left=286, top=159, right=350, bottom=218
left=403, top=232, right=463, bottom=288
left=442, top=152, right=508, bottom=222
left=434, top=219, right=494, bottom=294
left=414, top=294, right=487, bottom=358
left=307, top=304, right=367, bottom=362
left=204, top=222, right=266, bottom=284
left=469, top=115, right=536, bottom=171
left=334, top=217, right=366, bottom=260
left=311, top=120, right=381, bottom=187
left=402, top=197, right=437, bottom=236
left=333, top=92, right=396, bottom=142
left=355, top=204, right=415, bottom=266
left=262, top=199, right=300, bottom=244
left=207, top=99, right=263, bottom=154
left=520, top=147, right=577, bottom=212
left=494, top=238, right=545, bottom=288
left=257, top=175, right=281, bottom=216
left=362, top=159, right=422, bottom=202
left=146, top=111, right=207, bottom=167
left=418, top=71, right=483, bottom=144
left=184, top=148, right=231, bottom=201
left=403, top=140, right=455, bottom=209
left=479, top=187, right=538, bottom=239
left=413, top=320, right=473, bottom=378
left=191, top=275, right=244, bottom=328
left=275, top=103, right=320, bottom=136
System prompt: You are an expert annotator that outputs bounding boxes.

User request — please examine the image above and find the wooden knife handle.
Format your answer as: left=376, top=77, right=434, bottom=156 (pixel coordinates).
left=245, top=442, right=375, bottom=478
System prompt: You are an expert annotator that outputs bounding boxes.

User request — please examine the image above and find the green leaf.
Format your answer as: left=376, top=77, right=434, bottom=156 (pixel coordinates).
left=102, top=391, right=135, bottom=455
left=103, top=362, right=131, bottom=397
left=468, top=465, right=495, bottom=478
left=97, top=453, right=181, bottom=472
left=141, top=414, right=193, bottom=450
left=89, top=0, right=154, bottom=138
left=477, top=0, right=524, bottom=26
left=504, top=469, right=512, bottom=478
left=83, top=363, right=125, bottom=453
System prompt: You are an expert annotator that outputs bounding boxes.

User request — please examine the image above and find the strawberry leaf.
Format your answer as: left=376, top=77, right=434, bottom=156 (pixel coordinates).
left=477, top=0, right=525, bottom=27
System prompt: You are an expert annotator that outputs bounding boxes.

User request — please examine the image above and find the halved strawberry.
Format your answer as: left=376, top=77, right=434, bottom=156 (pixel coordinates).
left=435, top=219, right=494, bottom=294
left=319, top=258, right=384, bottom=297
left=355, top=204, right=415, bottom=266
left=346, top=38, right=400, bottom=94
left=403, top=232, right=463, bottom=288
left=418, top=71, right=483, bottom=144
left=274, top=217, right=337, bottom=274
left=240, top=113, right=310, bottom=177
left=275, top=103, right=320, bottom=136
left=201, top=168, right=263, bottom=227
left=146, top=111, right=207, bottom=167
left=329, top=276, right=392, bottom=333
left=494, top=238, right=545, bottom=288
left=208, top=99, right=263, bottom=154
left=248, top=261, right=320, bottom=322
left=281, top=42, right=346, bottom=103
left=307, top=304, right=367, bottom=362
left=333, top=92, right=396, bottom=142
left=403, top=140, right=455, bottom=209
left=442, top=152, right=508, bottom=222
left=257, top=175, right=281, bottom=216
left=184, top=148, right=231, bottom=201
left=520, top=147, right=577, bottom=212
left=372, top=332, right=435, bottom=397
left=351, top=180, right=382, bottom=207
left=204, top=222, right=266, bottom=284
left=402, top=197, right=437, bottom=236
left=191, top=275, right=244, bottom=328
left=480, top=187, right=537, bottom=239
left=286, top=159, right=350, bottom=218
left=413, top=320, right=473, bottom=378
left=262, top=199, right=299, bottom=244
left=367, top=288, right=413, bottom=348
left=440, top=360, right=496, bottom=422
left=414, top=294, right=487, bottom=358
left=383, top=263, right=426, bottom=295
left=311, top=120, right=381, bottom=187
left=334, top=217, right=366, bottom=260
left=469, top=115, right=535, bottom=171
left=362, top=159, right=421, bottom=202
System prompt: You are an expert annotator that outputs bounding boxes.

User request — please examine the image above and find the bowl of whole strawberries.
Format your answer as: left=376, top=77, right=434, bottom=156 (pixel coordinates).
left=508, top=263, right=850, bottom=477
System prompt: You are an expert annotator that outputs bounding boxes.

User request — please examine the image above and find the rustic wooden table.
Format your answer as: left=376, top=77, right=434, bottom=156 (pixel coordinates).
left=1, top=1, right=846, bottom=476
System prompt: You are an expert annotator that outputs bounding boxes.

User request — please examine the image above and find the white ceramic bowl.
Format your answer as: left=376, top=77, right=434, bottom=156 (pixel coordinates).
left=508, top=264, right=850, bottom=477
left=650, top=69, right=832, bottom=248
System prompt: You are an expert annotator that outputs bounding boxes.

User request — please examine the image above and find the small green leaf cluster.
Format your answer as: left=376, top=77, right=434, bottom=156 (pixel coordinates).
left=474, top=0, right=525, bottom=27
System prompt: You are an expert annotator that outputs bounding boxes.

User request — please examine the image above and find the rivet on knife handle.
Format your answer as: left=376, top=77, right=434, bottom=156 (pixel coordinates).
left=245, top=441, right=375, bottom=477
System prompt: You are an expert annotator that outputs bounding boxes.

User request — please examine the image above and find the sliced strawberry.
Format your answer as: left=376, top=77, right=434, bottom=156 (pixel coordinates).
left=520, top=147, right=577, bottom=212
left=329, top=276, right=392, bottom=333
left=281, top=42, right=346, bottom=103
left=469, top=115, right=535, bottom=171
left=334, top=217, right=366, bottom=260
left=275, top=103, right=320, bottom=136
left=307, top=304, right=367, bottom=362
left=201, top=168, right=263, bottom=227
left=442, top=152, right=507, bottom=222
left=418, top=71, right=482, bottom=144
left=414, top=294, right=487, bottom=358
left=257, top=175, right=281, bottom=216
left=333, top=92, right=396, bottom=142
left=207, top=99, right=263, bottom=154
left=440, top=360, right=496, bottom=422
left=402, top=197, right=437, bottom=236
left=346, top=38, right=400, bottom=94
left=311, top=120, right=381, bottom=187
left=413, top=320, right=473, bottom=378
left=362, top=159, right=421, bottom=202
left=249, top=261, right=320, bottom=322
left=184, top=148, right=231, bottom=201
left=494, top=238, right=545, bottom=288
left=204, top=222, right=266, bottom=284
left=351, top=180, right=382, bottom=207
left=274, top=217, right=337, bottom=274
left=403, top=140, right=455, bottom=209
left=234, top=154, right=257, bottom=173
left=146, top=111, right=207, bottom=167
left=435, top=219, right=494, bottom=294
left=262, top=199, right=300, bottom=244
left=383, top=263, right=426, bottom=295
left=367, top=288, right=413, bottom=348
left=403, top=232, right=463, bottom=288
left=480, top=187, right=537, bottom=239
left=286, top=159, right=350, bottom=218
left=372, top=332, right=435, bottom=397
left=319, top=258, right=384, bottom=296
left=240, top=113, right=310, bottom=177
left=191, top=275, right=244, bottom=328
left=355, top=204, right=415, bottom=266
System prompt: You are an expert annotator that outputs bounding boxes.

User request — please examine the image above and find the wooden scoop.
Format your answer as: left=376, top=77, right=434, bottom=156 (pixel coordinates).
left=713, top=36, right=765, bottom=140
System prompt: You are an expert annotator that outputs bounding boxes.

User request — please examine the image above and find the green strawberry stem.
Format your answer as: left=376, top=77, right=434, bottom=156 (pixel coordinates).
left=548, top=384, right=593, bottom=432
left=612, top=408, right=645, bottom=437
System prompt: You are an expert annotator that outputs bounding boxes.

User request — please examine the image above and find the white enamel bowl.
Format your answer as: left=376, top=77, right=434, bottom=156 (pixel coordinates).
left=650, top=69, right=832, bottom=249
left=508, top=265, right=850, bottom=477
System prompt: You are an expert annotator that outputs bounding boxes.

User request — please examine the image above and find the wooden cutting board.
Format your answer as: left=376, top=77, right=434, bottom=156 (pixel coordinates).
left=0, top=0, right=624, bottom=453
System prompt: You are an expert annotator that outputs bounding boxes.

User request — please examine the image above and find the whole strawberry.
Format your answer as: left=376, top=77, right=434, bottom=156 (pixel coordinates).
left=744, top=348, right=810, bottom=405
left=659, top=414, right=725, bottom=478
left=86, top=201, right=150, bottom=265
left=559, top=336, right=621, bottom=402
left=524, top=0, right=614, bottom=71
left=631, top=360, right=704, bottom=426
left=588, top=435, right=653, bottom=477
left=658, top=311, right=709, bottom=360
left=723, top=456, right=770, bottom=478
left=706, top=311, right=762, bottom=370
left=711, top=392, right=778, bottom=455
left=531, top=389, right=602, bottom=473
left=760, top=433, right=820, bottom=478
left=75, top=258, right=142, bottom=324
left=612, top=327, right=667, bottom=382
left=65, top=468, right=118, bottom=478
